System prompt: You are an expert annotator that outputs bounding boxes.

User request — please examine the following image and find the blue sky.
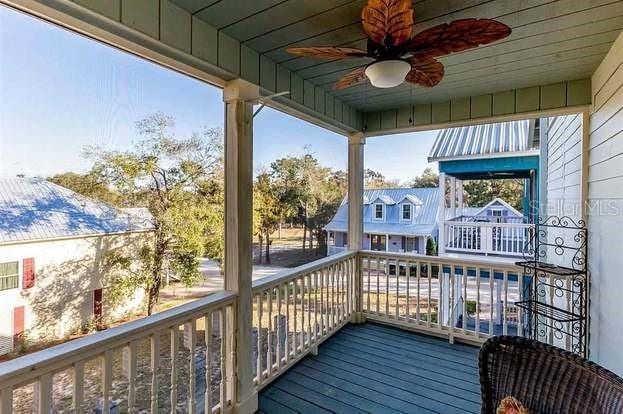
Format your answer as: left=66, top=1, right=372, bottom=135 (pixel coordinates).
left=0, top=5, right=437, bottom=183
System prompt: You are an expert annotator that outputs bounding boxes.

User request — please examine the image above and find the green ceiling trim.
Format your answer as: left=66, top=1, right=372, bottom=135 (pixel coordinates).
left=363, top=79, right=591, bottom=135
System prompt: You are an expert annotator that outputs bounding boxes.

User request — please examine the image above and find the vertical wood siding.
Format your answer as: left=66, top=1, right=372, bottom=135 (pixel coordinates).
left=588, top=31, right=623, bottom=376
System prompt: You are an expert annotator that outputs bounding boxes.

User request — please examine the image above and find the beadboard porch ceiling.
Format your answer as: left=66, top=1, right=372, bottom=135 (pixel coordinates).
left=171, top=0, right=623, bottom=115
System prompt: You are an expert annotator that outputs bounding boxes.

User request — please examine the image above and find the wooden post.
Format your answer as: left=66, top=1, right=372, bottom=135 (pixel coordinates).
left=457, top=179, right=463, bottom=217
left=438, top=172, right=446, bottom=255
left=348, top=132, right=365, bottom=323
left=223, top=79, right=258, bottom=414
left=449, top=176, right=456, bottom=219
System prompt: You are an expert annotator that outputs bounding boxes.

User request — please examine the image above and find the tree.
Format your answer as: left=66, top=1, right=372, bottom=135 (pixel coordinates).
left=409, top=167, right=439, bottom=188
left=426, top=237, right=437, bottom=256
left=364, top=169, right=399, bottom=189
left=49, top=171, right=121, bottom=206
left=87, top=113, right=224, bottom=315
left=463, top=179, right=524, bottom=211
left=253, top=173, right=281, bottom=264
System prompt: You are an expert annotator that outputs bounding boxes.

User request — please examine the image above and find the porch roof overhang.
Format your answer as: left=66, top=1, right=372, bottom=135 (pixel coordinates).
left=11, top=0, right=622, bottom=137
left=439, top=155, right=540, bottom=180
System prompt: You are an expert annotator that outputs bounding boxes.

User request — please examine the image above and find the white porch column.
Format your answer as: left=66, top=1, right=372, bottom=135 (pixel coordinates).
left=449, top=176, right=456, bottom=219
left=223, top=79, right=258, bottom=414
left=438, top=172, right=446, bottom=254
left=348, top=132, right=365, bottom=322
left=457, top=179, right=464, bottom=217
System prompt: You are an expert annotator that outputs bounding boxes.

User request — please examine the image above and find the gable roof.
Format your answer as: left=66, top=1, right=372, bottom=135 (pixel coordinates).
left=428, top=120, right=536, bottom=162
left=326, top=188, right=440, bottom=237
left=474, top=198, right=523, bottom=217
left=0, top=178, right=153, bottom=244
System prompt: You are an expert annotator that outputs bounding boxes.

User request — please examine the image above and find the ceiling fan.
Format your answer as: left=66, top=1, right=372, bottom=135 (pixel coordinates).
left=286, top=0, right=511, bottom=90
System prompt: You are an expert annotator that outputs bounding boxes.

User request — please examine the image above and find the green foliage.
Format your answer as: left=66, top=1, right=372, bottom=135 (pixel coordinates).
left=463, top=179, right=524, bottom=212
left=364, top=169, right=399, bottom=189
left=408, top=167, right=439, bottom=188
left=425, top=237, right=437, bottom=256
left=49, top=171, right=121, bottom=206
left=83, top=113, right=224, bottom=314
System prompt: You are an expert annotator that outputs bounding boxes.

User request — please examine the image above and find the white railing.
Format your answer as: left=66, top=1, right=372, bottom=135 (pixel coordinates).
left=327, top=245, right=348, bottom=256
left=251, top=251, right=356, bottom=389
left=358, top=250, right=524, bottom=344
left=0, top=291, right=236, bottom=414
left=444, top=221, right=535, bottom=256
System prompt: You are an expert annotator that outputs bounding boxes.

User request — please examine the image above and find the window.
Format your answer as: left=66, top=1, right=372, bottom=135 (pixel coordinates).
left=402, top=204, right=412, bottom=220
left=0, top=261, right=19, bottom=291
left=492, top=209, right=502, bottom=217
left=374, top=203, right=384, bottom=220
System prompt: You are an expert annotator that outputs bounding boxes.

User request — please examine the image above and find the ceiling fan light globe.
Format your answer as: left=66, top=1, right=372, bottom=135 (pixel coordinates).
left=365, top=59, right=411, bottom=88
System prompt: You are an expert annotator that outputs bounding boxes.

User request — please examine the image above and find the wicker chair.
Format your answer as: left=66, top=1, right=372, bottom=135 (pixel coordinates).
left=479, top=336, right=623, bottom=413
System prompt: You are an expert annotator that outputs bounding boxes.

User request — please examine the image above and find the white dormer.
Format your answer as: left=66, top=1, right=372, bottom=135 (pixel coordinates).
left=399, top=194, right=423, bottom=222
left=372, top=202, right=385, bottom=221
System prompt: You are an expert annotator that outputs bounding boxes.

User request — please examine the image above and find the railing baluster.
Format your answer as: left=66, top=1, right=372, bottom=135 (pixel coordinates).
left=331, top=262, right=336, bottom=330
left=150, top=334, right=160, bottom=413
left=170, top=327, right=178, bottom=411
left=38, top=373, right=52, bottom=414
left=476, top=268, right=481, bottom=336
left=489, top=267, right=495, bottom=335
left=307, top=274, right=312, bottom=348
left=427, top=263, right=432, bottom=328
left=366, top=256, right=371, bottom=313
left=314, top=272, right=319, bottom=342
left=205, top=313, right=213, bottom=414
left=267, top=289, right=273, bottom=375
left=185, top=321, right=196, bottom=414
left=256, top=293, right=263, bottom=382
left=462, top=266, right=468, bottom=336
left=450, top=265, right=456, bottom=333
left=219, top=308, right=227, bottom=412
left=72, top=360, right=84, bottom=412
left=102, top=349, right=113, bottom=414
left=395, top=259, right=400, bottom=320
left=320, top=268, right=325, bottom=336
left=406, top=260, right=410, bottom=323
left=285, top=281, right=291, bottom=363
left=376, top=256, right=380, bottom=314
left=517, top=272, right=524, bottom=337
left=415, top=260, right=420, bottom=324
left=291, top=279, right=297, bottom=356
left=503, top=270, right=509, bottom=336
left=385, top=258, right=390, bottom=319
left=276, top=285, right=282, bottom=368
left=126, top=341, right=137, bottom=413
left=0, top=388, right=12, bottom=414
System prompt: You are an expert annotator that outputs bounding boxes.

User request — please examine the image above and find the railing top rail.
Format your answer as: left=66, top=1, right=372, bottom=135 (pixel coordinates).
left=252, top=250, right=356, bottom=292
left=358, top=249, right=523, bottom=272
left=444, top=220, right=534, bottom=228
left=0, top=290, right=236, bottom=388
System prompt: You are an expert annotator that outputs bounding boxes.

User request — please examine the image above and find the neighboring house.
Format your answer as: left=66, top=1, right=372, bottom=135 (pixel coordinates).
left=325, top=188, right=441, bottom=255
left=450, top=198, right=524, bottom=223
left=0, top=178, right=153, bottom=355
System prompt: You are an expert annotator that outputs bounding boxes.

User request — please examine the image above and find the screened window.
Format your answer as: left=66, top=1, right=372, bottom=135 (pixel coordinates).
left=402, top=204, right=412, bottom=220
left=374, top=204, right=384, bottom=220
left=0, top=261, right=19, bottom=291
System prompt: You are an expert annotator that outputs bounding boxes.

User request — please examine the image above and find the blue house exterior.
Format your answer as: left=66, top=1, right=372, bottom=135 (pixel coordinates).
left=325, top=188, right=441, bottom=254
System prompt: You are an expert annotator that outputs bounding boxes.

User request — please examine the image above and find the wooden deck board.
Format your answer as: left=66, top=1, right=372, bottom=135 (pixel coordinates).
left=258, top=323, right=481, bottom=414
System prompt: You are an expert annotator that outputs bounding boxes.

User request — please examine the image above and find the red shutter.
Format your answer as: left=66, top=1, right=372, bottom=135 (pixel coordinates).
left=22, top=258, right=35, bottom=289
left=93, top=288, right=103, bottom=329
left=13, top=306, right=24, bottom=346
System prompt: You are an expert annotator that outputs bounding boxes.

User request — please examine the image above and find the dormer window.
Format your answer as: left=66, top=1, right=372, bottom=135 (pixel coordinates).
left=373, top=203, right=384, bottom=221
left=402, top=204, right=412, bottom=221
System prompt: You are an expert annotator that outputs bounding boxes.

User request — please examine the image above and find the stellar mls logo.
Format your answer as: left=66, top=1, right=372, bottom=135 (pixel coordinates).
left=529, top=199, right=620, bottom=217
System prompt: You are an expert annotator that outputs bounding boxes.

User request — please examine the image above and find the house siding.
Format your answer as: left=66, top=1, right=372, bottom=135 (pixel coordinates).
left=0, top=232, right=150, bottom=355
left=588, top=31, right=623, bottom=375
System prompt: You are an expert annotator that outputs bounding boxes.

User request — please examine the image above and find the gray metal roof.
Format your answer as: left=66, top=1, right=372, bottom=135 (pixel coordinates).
left=325, top=188, right=440, bottom=237
left=428, top=120, right=535, bottom=162
left=0, top=178, right=153, bottom=244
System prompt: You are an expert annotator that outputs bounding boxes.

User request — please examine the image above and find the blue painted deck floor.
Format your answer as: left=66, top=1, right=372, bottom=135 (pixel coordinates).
left=258, top=323, right=481, bottom=414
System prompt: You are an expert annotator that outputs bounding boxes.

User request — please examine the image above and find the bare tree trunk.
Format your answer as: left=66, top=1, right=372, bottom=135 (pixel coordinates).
left=258, top=234, right=263, bottom=264
left=308, top=228, right=313, bottom=249
left=302, top=224, right=307, bottom=250
left=265, top=231, right=271, bottom=264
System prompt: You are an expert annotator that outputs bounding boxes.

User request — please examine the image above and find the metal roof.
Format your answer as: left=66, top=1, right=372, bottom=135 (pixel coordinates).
left=325, top=188, right=440, bottom=237
left=0, top=178, right=153, bottom=244
left=428, top=120, right=535, bottom=162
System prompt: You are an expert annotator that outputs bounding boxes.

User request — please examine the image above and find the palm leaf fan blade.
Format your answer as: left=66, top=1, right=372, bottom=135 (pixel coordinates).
left=406, top=18, right=511, bottom=59
left=285, top=47, right=369, bottom=59
left=334, top=66, right=368, bottom=90
left=405, top=58, right=444, bottom=87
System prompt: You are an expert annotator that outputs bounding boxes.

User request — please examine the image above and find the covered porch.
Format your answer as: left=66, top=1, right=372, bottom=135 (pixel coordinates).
left=1, top=0, right=622, bottom=413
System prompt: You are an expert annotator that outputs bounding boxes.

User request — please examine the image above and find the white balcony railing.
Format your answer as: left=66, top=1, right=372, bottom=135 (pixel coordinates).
left=359, top=250, right=524, bottom=344
left=327, top=245, right=348, bottom=256
left=251, top=251, right=356, bottom=389
left=0, top=290, right=236, bottom=413
left=0, top=250, right=580, bottom=412
left=444, top=220, right=535, bottom=257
